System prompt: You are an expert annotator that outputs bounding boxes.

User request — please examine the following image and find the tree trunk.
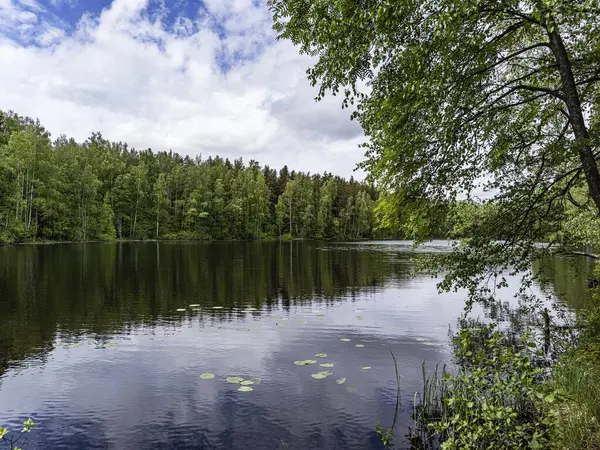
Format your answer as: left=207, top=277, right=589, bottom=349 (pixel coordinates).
left=547, top=23, right=600, bottom=214
left=156, top=205, right=160, bottom=238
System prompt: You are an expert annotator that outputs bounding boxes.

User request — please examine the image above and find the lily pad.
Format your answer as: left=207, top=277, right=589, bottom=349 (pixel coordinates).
left=103, top=343, right=118, bottom=348
left=243, top=307, right=258, bottom=311
left=226, top=377, right=244, bottom=384
left=416, top=337, right=426, bottom=342
left=294, top=360, right=317, bottom=366
left=340, top=338, right=351, bottom=342
left=355, top=344, right=365, bottom=348
left=311, top=371, right=333, bottom=380
left=361, top=366, right=371, bottom=370
left=212, top=306, right=224, bottom=309
left=200, top=372, right=215, bottom=380
left=346, top=387, right=358, bottom=393
left=336, top=377, right=347, bottom=385
left=276, top=322, right=286, bottom=327
left=315, top=314, right=325, bottom=318
left=238, top=386, right=253, bottom=392
left=176, top=308, right=187, bottom=312
left=319, top=363, right=334, bottom=368
left=356, top=315, right=364, bottom=320
left=240, top=380, right=255, bottom=385
left=189, top=304, right=200, bottom=307
left=315, top=353, right=327, bottom=358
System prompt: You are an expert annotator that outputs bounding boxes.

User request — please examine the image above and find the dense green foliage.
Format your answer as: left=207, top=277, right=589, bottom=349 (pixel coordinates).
left=413, top=324, right=558, bottom=450
left=0, top=110, right=382, bottom=243
left=269, top=0, right=600, bottom=296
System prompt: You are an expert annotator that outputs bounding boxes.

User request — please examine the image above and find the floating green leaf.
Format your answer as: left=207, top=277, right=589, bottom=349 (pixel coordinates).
left=103, top=343, right=118, bottom=348
left=240, top=380, right=254, bottom=385
left=212, top=306, right=224, bottom=309
left=189, top=304, right=200, bottom=307
left=356, top=315, right=364, bottom=320
left=319, top=363, right=334, bottom=368
left=200, top=373, right=215, bottom=380
left=311, top=371, right=333, bottom=379
left=315, top=314, right=325, bottom=317
left=243, top=307, right=258, bottom=311
left=336, top=377, right=346, bottom=385
left=361, top=366, right=371, bottom=370
left=294, top=360, right=317, bottom=366
left=238, top=386, right=253, bottom=392
left=315, top=353, right=327, bottom=358
left=340, top=338, right=351, bottom=342
left=226, top=377, right=244, bottom=384
left=355, top=344, right=364, bottom=348
left=276, top=322, right=286, bottom=327
left=176, top=308, right=187, bottom=312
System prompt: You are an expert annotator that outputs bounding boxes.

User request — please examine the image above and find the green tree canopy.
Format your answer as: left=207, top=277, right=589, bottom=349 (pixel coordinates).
left=269, top=0, right=600, bottom=299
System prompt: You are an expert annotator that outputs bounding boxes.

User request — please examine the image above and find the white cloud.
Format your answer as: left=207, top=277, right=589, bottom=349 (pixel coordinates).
left=0, top=0, right=367, bottom=178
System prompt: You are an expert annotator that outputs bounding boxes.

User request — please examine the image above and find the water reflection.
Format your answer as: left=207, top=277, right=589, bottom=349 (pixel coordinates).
left=533, top=254, right=595, bottom=310
left=0, top=241, right=591, bottom=449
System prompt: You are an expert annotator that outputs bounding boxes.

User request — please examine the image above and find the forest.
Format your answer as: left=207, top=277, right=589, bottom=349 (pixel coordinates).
left=0, top=110, right=384, bottom=244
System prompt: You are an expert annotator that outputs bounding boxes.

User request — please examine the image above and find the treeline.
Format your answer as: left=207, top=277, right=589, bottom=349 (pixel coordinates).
left=0, top=110, right=386, bottom=243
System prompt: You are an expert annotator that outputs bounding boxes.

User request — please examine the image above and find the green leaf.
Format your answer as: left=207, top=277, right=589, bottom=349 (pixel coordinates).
left=21, top=418, right=35, bottom=433
left=200, top=372, right=215, bottom=380
left=226, top=377, right=244, bottom=384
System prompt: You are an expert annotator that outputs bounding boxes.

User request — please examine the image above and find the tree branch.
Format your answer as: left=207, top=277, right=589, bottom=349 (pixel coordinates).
left=465, top=43, right=552, bottom=80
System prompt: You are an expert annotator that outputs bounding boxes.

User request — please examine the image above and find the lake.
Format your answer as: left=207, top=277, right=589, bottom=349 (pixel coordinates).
left=0, top=241, right=591, bottom=449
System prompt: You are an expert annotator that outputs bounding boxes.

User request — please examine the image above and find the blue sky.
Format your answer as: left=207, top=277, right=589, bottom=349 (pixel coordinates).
left=0, top=0, right=365, bottom=177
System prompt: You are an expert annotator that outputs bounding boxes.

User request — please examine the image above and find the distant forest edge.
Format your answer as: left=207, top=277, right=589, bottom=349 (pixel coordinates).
left=0, top=110, right=405, bottom=244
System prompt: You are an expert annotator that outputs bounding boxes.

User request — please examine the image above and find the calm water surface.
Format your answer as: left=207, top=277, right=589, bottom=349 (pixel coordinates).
left=0, top=241, right=590, bottom=449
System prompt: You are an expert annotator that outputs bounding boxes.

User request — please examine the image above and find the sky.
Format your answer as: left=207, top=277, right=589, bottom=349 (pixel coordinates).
left=0, top=0, right=367, bottom=178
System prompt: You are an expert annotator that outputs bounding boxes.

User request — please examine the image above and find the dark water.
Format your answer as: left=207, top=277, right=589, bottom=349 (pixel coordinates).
left=0, top=241, right=590, bottom=449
